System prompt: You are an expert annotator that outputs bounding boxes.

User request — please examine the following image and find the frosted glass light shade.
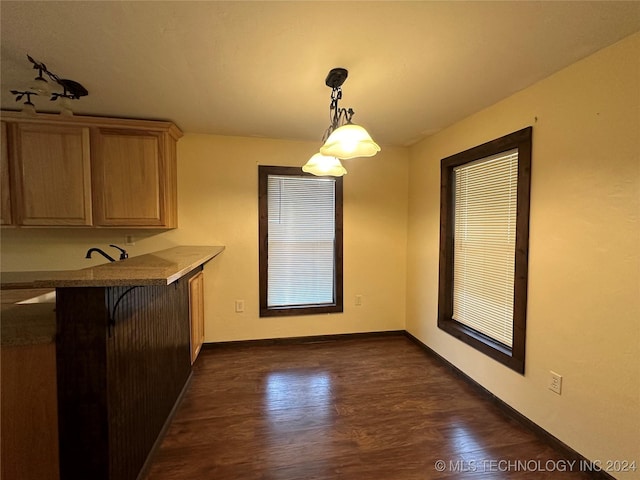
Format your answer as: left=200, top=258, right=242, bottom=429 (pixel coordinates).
left=320, top=123, right=380, bottom=159
left=302, top=153, right=347, bottom=177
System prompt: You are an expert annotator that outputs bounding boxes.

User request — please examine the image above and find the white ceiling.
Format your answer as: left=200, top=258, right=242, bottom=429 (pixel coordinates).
left=2, top=1, right=639, bottom=147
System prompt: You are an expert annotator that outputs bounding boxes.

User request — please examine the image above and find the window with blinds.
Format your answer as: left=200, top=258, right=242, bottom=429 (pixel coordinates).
left=453, top=149, right=518, bottom=347
left=259, top=166, right=343, bottom=317
left=438, top=127, right=531, bottom=373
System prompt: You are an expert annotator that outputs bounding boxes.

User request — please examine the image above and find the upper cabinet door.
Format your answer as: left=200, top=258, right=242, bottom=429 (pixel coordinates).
left=1, top=122, right=13, bottom=225
left=11, top=123, right=92, bottom=226
left=91, top=129, right=177, bottom=227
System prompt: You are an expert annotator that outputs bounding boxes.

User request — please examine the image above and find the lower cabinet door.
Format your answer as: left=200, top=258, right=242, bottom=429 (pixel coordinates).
left=189, top=270, right=205, bottom=364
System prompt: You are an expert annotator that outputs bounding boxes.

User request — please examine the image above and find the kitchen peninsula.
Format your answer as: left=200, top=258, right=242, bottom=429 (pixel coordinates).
left=1, top=245, right=224, bottom=480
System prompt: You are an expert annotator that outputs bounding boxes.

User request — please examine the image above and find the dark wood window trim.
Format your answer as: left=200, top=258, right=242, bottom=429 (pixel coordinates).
left=437, top=127, right=532, bottom=374
left=258, top=166, right=343, bottom=317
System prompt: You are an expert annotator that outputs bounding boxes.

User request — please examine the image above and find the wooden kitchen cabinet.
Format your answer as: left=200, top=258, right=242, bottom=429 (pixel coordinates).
left=189, top=269, right=205, bottom=364
left=1, top=342, right=60, bottom=480
left=1, top=121, right=12, bottom=225
left=9, top=122, right=92, bottom=226
left=91, top=127, right=177, bottom=227
left=0, top=112, right=182, bottom=228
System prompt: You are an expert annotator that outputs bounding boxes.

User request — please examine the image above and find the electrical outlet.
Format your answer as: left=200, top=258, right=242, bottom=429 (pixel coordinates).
left=355, top=295, right=363, bottom=306
left=549, top=371, right=562, bottom=395
left=235, top=300, right=245, bottom=313
left=125, top=235, right=135, bottom=246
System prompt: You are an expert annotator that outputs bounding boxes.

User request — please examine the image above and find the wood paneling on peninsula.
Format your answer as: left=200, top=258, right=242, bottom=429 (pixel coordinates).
left=1, top=246, right=223, bottom=480
left=56, top=279, right=193, bottom=480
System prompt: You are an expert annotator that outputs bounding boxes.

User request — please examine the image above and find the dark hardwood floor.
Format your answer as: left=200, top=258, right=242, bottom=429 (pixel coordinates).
left=144, top=335, right=595, bottom=479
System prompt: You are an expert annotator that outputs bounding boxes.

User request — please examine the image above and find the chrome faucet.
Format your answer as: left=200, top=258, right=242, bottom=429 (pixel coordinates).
left=85, top=245, right=128, bottom=262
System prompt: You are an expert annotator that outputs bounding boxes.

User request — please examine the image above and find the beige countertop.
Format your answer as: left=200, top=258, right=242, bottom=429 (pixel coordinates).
left=0, top=246, right=224, bottom=346
left=1, top=289, right=56, bottom=346
left=1, top=245, right=225, bottom=289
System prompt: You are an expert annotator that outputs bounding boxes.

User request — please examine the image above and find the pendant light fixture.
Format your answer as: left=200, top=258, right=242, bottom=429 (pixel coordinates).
left=302, top=152, right=347, bottom=177
left=303, top=67, right=380, bottom=176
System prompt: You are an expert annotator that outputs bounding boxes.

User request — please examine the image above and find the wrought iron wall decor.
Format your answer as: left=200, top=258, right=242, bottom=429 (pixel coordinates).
left=10, top=54, right=88, bottom=115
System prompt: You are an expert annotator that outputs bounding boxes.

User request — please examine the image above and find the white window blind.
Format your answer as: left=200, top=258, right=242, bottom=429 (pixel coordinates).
left=267, top=174, right=336, bottom=307
left=453, top=149, right=518, bottom=347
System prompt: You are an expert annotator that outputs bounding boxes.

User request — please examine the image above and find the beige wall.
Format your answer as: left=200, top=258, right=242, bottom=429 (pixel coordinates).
left=406, top=32, right=640, bottom=477
left=1, top=135, right=409, bottom=341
